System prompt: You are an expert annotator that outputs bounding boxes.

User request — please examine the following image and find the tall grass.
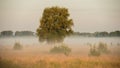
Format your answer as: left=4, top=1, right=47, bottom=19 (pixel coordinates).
left=0, top=57, right=120, bottom=68
left=0, top=59, right=22, bottom=68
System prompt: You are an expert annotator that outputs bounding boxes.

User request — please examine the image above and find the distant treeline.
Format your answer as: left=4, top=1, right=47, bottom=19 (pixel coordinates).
left=0, top=31, right=36, bottom=37
left=73, top=31, right=120, bottom=37
left=0, top=30, right=120, bottom=37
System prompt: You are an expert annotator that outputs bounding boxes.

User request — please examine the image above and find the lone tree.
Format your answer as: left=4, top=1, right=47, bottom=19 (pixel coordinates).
left=37, top=6, right=74, bottom=43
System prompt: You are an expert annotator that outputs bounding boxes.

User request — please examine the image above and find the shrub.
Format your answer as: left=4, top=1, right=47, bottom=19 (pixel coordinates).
left=13, top=42, right=23, bottom=50
left=97, top=42, right=109, bottom=53
left=117, top=43, right=120, bottom=46
left=89, top=42, right=110, bottom=56
left=50, top=44, right=71, bottom=56
left=89, top=45, right=101, bottom=56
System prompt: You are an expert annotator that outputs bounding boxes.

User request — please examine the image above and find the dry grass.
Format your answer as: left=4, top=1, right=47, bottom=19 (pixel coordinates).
left=0, top=55, right=120, bottom=68
left=0, top=43, right=120, bottom=68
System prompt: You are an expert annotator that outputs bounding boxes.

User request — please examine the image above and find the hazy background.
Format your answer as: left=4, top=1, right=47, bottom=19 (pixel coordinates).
left=0, top=0, right=120, bottom=32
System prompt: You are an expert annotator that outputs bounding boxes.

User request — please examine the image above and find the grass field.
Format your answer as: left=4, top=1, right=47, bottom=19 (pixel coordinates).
left=0, top=43, right=120, bottom=68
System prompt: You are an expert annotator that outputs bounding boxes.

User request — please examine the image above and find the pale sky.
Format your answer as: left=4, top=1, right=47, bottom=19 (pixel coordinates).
left=0, top=0, right=120, bottom=32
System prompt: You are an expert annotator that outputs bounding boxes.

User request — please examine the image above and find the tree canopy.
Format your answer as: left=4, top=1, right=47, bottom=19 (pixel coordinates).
left=36, top=6, right=74, bottom=43
left=0, top=31, right=13, bottom=37
left=15, top=31, right=34, bottom=36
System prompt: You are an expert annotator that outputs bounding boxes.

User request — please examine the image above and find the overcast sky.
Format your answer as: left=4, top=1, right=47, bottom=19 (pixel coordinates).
left=0, top=0, right=120, bottom=32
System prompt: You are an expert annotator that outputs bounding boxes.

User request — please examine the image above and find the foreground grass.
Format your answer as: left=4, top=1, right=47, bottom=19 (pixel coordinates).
left=0, top=42, right=120, bottom=68
left=0, top=55, right=120, bottom=68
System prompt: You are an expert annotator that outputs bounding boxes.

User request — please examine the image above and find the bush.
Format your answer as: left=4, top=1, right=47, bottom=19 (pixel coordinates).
left=117, top=43, right=120, bottom=46
left=89, top=45, right=101, bottom=56
left=89, top=42, right=110, bottom=56
left=13, top=42, right=23, bottom=50
left=50, top=44, right=71, bottom=56
left=97, top=42, right=109, bottom=53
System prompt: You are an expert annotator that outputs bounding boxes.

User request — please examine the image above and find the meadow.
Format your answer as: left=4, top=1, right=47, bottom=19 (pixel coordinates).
left=0, top=37, right=120, bottom=68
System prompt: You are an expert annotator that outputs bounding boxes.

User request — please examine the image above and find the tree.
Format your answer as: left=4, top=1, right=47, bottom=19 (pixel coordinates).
left=93, top=32, right=109, bottom=37
left=109, top=31, right=120, bottom=37
left=0, top=31, right=13, bottom=37
left=36, top=6, right=74, bottom=43
left=15, top=31, right=34, bottom=36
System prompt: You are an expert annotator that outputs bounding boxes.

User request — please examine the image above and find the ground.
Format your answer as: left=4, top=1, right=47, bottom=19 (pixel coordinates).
left=0, top=43, right=120, bottom=68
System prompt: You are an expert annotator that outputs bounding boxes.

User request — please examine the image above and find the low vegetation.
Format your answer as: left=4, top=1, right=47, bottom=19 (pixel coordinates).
left=0, top=57, right=120, bottom=68
left=97, top=42, right=110, bottom=53
left=89, top=42, right=110, bottom=56
left=13, top=42, right=23, bottom=50
left=0, top=59, right=22, bottom=68
left=50, top=44, right=71, bottom=56
left=0, top=41, right=119, bottom=68
left=117, top=43, right=120, bottom=46
left=89, top=45, right=101, bottom=56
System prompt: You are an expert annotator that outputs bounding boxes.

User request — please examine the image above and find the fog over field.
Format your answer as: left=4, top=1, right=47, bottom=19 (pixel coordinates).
left=0, top=0, right=120, bottom=68
left=0, top=36, right=120, bottom=46
left=0, top=37, right=120, bottom=68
